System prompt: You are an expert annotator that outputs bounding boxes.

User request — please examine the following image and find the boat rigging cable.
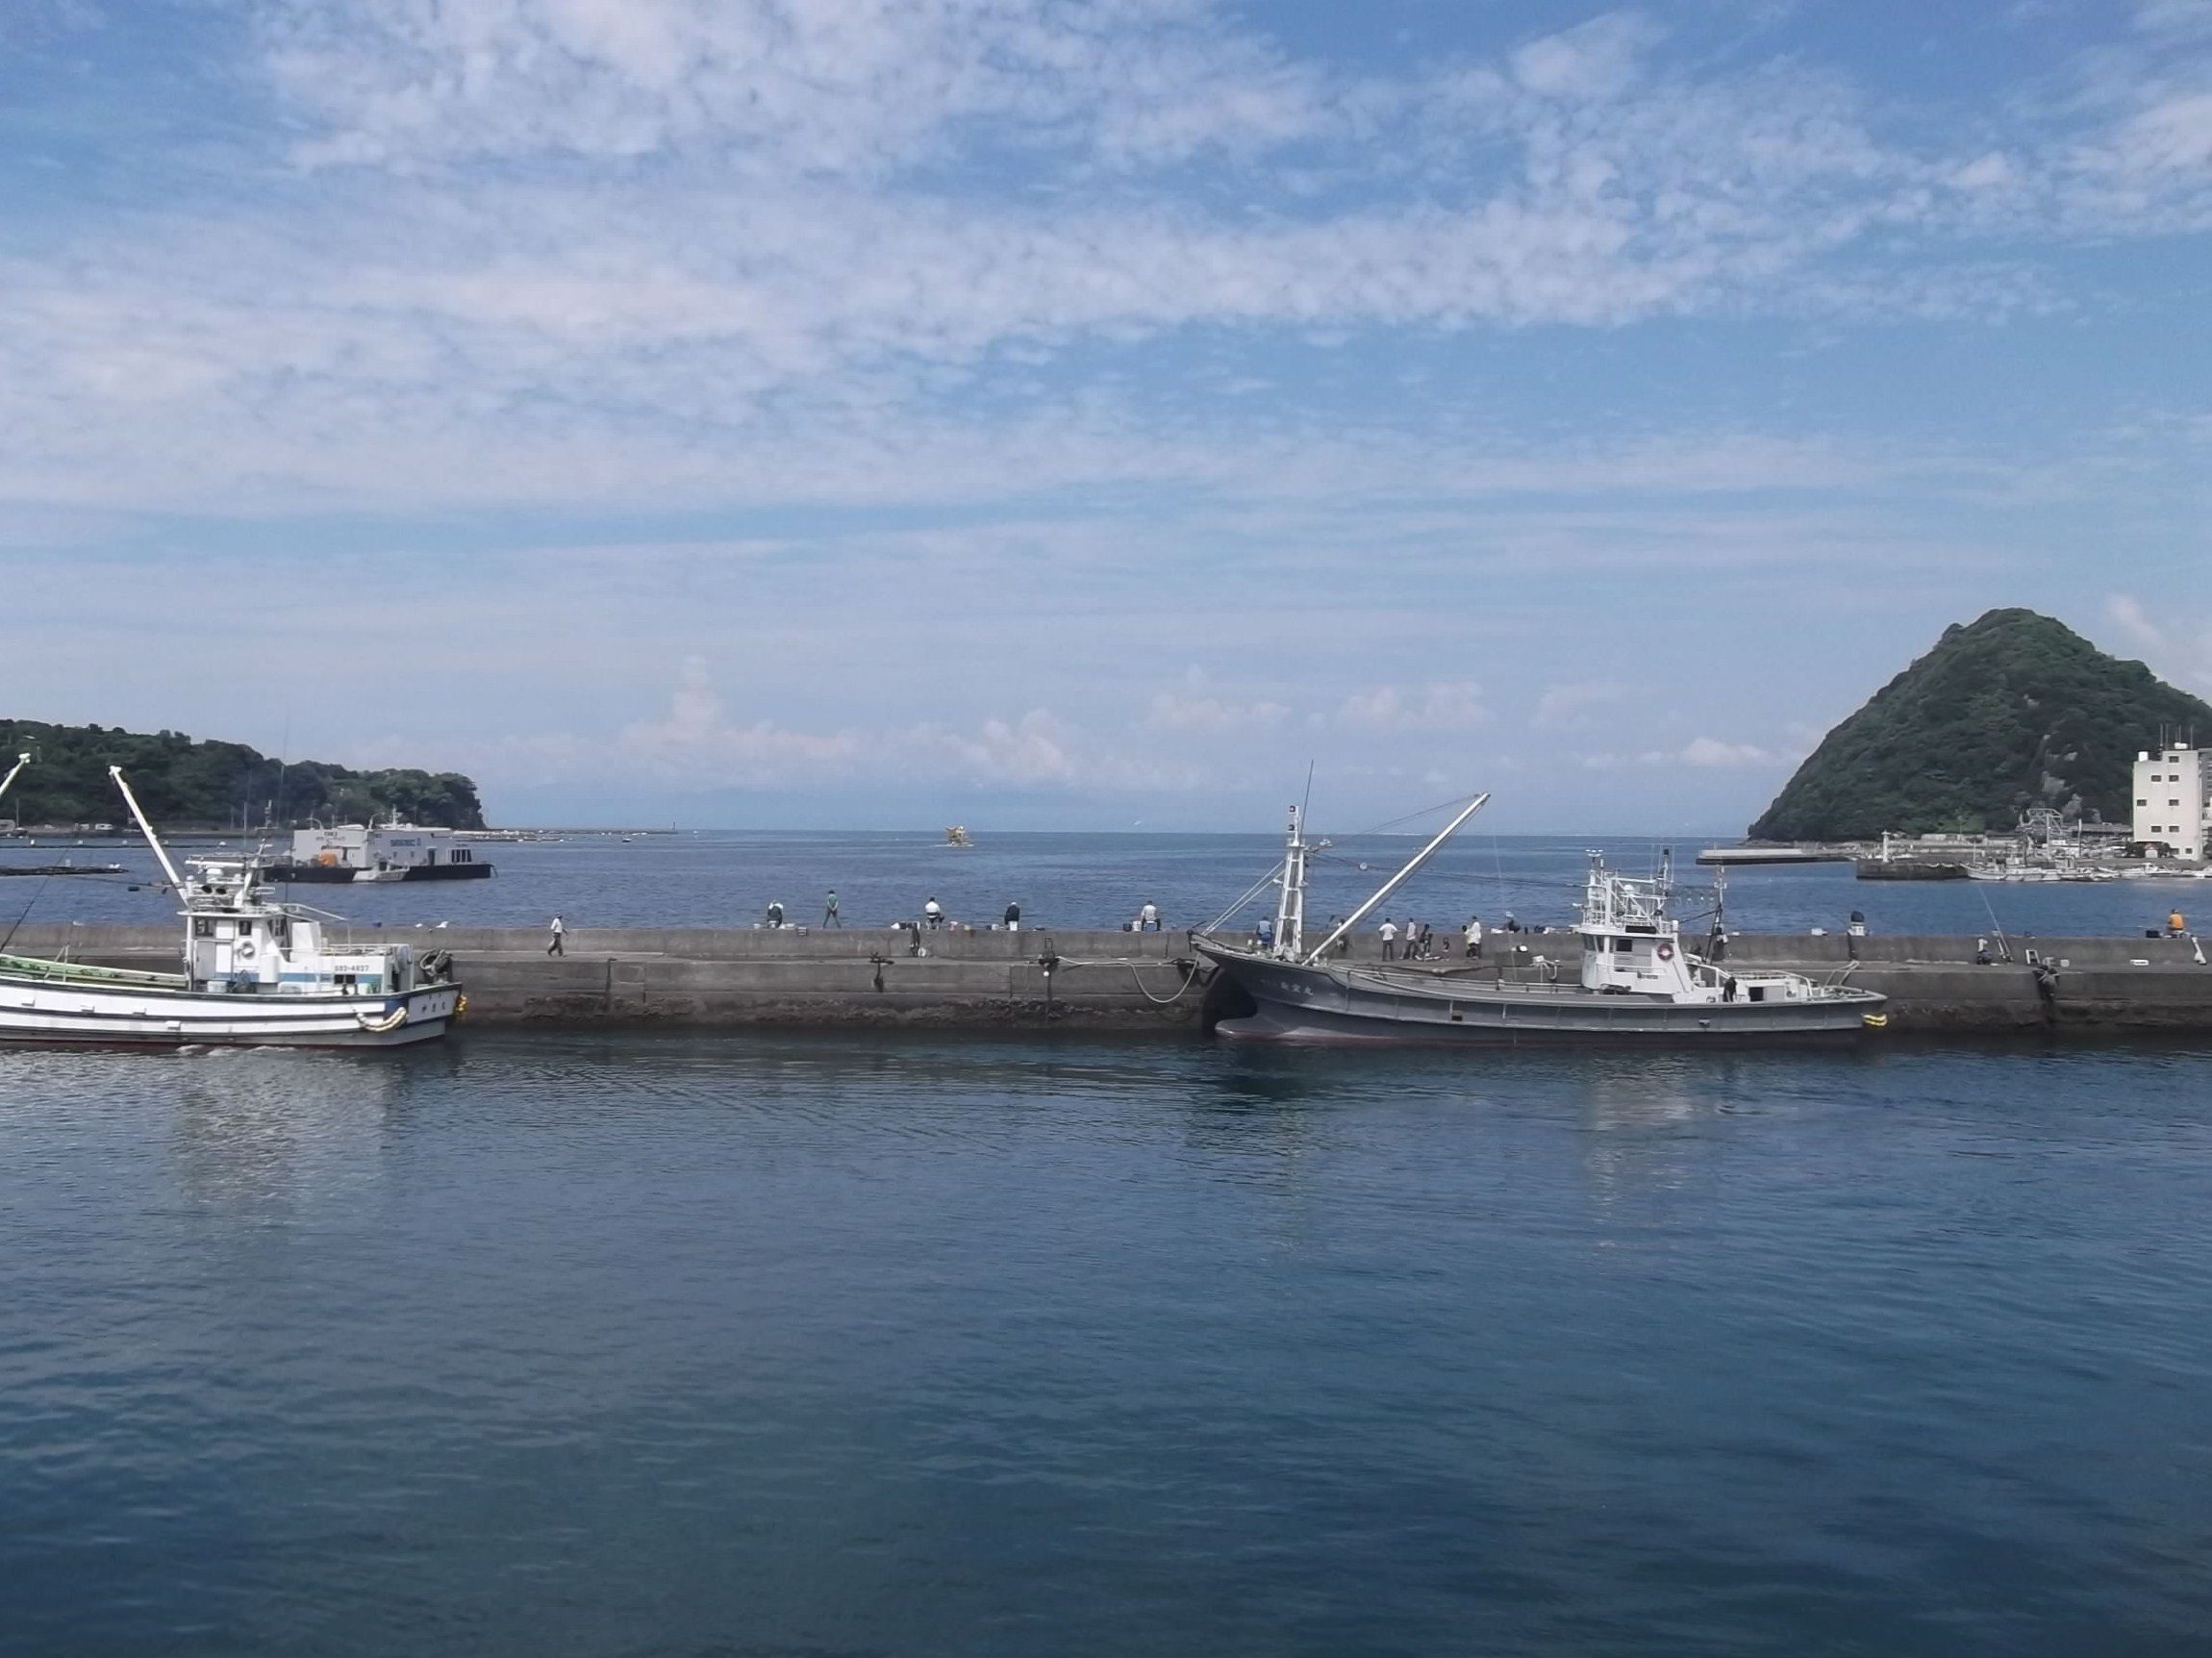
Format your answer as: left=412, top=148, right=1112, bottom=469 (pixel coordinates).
left=1301, top=792, right=1492, bottom=965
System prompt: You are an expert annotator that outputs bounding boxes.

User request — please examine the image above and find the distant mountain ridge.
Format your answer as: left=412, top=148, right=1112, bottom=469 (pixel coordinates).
left=1748, top=609, right=2212, bottom=840
left=0, top=719, right=486, bottom=830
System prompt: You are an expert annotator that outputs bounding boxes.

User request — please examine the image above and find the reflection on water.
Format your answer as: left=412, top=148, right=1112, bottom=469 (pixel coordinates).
left=2, top=1033, right=2209, bottom=1658
left=166, top=1049, right=440, bottom=1222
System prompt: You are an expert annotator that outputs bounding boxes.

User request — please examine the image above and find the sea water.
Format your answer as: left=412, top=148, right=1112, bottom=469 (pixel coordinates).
left=2, top=830, right=2196, bottom=940
left=4, top=1033, right=2209, bottom=1655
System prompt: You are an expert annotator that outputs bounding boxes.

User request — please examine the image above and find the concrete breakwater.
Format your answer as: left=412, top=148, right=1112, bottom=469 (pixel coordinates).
left=13, top=923, right=2212, bottom=1033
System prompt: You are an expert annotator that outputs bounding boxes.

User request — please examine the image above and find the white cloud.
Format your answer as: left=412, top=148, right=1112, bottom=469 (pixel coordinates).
left=1337, top=682, right=1491, bottom=731
left=1677, top=736, right=1776, bottom=767
left=1510, top=12, right=1667, bottom=101
left=258, top=0, right=1327, bottom=174
left=1581, top=736, right=1780, bottom=769
left=1146, top=684, right=1290, bottom=733
left=0, top=1, right=2202, bottom=523
left=2107, top=591, right=2212, bottom=689
left=617, top=654, right=865, bottom=779
left=1532, top=679, right=1628, bottom=730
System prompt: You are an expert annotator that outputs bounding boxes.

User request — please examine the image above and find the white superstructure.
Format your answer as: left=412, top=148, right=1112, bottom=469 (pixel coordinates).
left=2132, top=744, right=2209, bottom=862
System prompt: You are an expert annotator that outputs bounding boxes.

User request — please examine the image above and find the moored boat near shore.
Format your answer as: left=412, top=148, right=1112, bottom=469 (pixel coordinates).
left=0, top=768, right=463, bottom=1048
left=1197, top=796, right=1888, bottom=1045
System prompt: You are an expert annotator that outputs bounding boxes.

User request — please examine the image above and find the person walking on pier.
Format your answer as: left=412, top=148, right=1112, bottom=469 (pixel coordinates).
left=823, top=890, right=841, bottom=927
left=1465, top=915, right=1483, bottom=960
left=546, top=915, right=566, bottom=956
left=1379, top=917, right=1397, bottom=961
left=924, top=896, right=943, bottom=929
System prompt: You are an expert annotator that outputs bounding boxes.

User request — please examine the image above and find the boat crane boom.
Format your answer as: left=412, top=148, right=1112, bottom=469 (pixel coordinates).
left=1302, top=792, right=1490, bottom=965
left=0, top=752, right=29, bottom=807
left=108, top=766, right=187, bottom=892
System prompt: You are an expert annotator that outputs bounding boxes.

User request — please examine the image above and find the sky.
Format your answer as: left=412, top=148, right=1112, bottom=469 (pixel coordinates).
left=2, top=0, right=2209, bottom=833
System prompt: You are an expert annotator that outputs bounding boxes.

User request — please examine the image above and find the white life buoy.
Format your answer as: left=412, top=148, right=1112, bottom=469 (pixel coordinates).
left=236, top=941, right=257, bottom=960
left=1656, top=942, right=1675, bottom=961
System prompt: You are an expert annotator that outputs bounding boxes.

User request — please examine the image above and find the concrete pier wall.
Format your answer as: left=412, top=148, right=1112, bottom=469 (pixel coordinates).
left=12, top=924, right=2211, bottom=1033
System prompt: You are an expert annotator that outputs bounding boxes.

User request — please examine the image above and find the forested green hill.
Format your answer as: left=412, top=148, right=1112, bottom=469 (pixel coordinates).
left=0, top=719, right=486, bottom=830
left=1749, top=609, right=2212, bottom=840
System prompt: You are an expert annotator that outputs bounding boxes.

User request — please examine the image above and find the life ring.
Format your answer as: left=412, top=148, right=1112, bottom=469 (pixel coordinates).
left=236, top=941, right=257, bottom=961
left=1656, top=942, right=1674, bottom=961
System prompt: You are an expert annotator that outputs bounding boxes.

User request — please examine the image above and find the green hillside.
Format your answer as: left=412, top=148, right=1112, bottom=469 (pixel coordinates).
left=1748, top=609, right=2212, bottom=840
left=0, top=719, right=486, bottom=830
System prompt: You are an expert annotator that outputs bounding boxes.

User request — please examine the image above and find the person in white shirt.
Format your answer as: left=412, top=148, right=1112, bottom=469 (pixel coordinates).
left=1140, top=901, right=1160, bottom=931
left=1379, top=917, right=1397, bottom=961
left=1465, top=916, right=1483, bottom=959
left=923, top=896, right=943, bottom=929
left=546, top=915, right=566, bottom=956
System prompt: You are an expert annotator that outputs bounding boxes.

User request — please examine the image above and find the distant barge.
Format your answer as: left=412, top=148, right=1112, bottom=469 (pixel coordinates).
left=264, top=818, right=494, bottom=884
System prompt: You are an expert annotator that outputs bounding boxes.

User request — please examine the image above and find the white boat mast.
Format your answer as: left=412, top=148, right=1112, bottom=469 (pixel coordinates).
left=108, top=766, right=187, bottom=892
left=0, top=752, right=30, bottom=809
left=1302, top=792, right=1490, bottom=965
left=1271, top=805, right=1311, bottom=958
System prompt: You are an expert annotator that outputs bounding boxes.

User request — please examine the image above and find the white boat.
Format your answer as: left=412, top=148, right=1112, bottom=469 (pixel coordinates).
left=266, top=814, right=494, bottom=883
left=1197, top=796, right=1886, bottom=1045
left=0, top=768, right=463, bottom=1048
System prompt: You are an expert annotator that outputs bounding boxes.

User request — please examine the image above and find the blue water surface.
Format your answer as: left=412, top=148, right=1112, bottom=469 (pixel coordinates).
left=1, top=830, right=2199, bottom=940
left=4, top=1034, right=2210, bottom=1656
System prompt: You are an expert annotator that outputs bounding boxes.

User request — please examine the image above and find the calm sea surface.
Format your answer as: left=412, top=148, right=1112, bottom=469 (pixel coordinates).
left=5, top=1033, right=2211, bottom=1656
left=3, top=830, right=2200, bottom=939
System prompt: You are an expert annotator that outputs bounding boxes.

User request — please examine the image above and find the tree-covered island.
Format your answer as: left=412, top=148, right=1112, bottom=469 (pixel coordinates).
left=1749, top=608, right=2212, bottom=840
left=0, top=719, right=486, bottom=830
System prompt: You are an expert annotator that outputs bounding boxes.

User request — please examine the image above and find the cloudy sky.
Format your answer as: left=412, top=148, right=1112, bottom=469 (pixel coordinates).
left=3, top=0, right=2209, bottom=831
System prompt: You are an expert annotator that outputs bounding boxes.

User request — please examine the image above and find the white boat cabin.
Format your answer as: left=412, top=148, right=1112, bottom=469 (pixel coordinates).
left=1576, top=852, right=1821, bottom=1006
left=180, top=859, right=437, bottom=996
left=289, top=818, right=481, bottom=874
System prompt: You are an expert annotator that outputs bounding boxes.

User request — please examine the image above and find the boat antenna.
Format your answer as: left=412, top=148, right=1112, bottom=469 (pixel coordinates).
left=1303, top=791, right=1490, bottom=965
left=109, top=766, right=187, bottom=893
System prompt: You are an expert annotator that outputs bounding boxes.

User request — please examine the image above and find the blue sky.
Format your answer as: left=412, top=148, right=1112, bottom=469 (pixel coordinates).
left=2, top=0, right=2208, bottom=831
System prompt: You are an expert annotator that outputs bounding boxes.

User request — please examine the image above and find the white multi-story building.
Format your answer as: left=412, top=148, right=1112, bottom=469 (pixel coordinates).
left=2133, top=743, right=2210, bottom=861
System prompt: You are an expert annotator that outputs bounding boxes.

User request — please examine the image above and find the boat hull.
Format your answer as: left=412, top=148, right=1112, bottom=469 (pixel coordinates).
left=0, top=974, right=463, bottom=1048
left=264, top=863, right=493, bottom=883
left=1199, top=945, right=1883, bottom=1046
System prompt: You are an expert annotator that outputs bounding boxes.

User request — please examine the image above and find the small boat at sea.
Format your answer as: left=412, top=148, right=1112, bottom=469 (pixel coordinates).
left=943, top=825, right=974, bottom=847
left=0, top=768, right=463, bottom=1048
left=1197, top=795, right=1887, bottom=1045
